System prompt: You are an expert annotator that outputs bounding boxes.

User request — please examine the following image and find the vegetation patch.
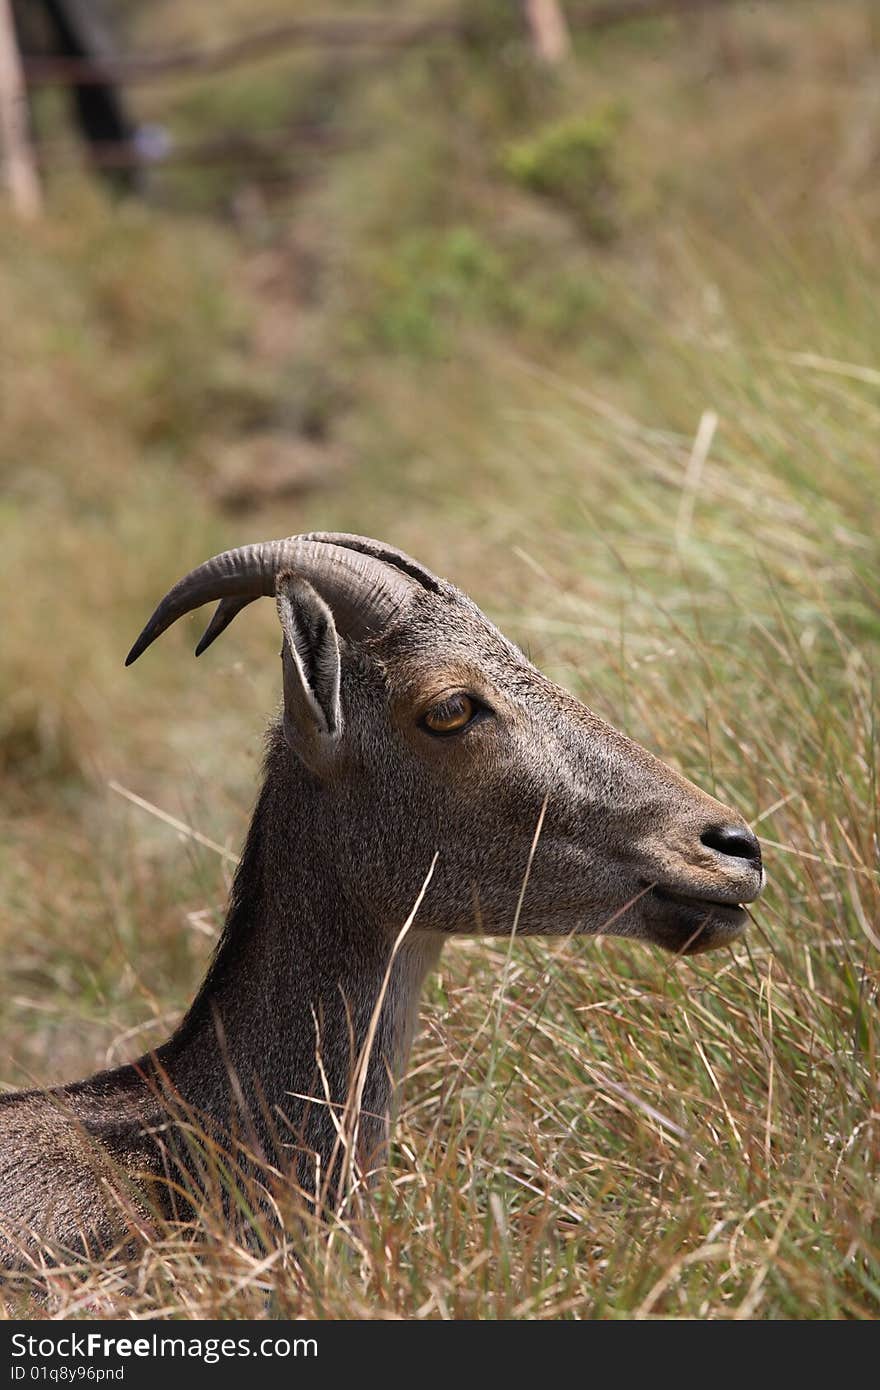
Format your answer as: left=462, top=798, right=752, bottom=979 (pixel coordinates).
left=503, top=108, right=625, bottom=242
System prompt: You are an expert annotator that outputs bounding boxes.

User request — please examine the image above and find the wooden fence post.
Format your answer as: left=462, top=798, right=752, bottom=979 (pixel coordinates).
left=522, top=0, right=572, bottom=64
left=0, top=0, right=41, bottom=218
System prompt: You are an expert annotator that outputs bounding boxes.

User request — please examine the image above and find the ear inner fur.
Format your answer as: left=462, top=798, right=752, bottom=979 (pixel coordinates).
left=276, top=574, right=343, bottom=752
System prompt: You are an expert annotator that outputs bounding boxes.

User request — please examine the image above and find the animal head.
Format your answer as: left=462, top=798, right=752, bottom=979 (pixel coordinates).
left=127, top=533, right=763, bottom=954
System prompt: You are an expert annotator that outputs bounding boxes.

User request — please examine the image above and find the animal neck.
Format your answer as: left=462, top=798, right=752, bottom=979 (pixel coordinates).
left=153, top=740, right=442, bottom=1188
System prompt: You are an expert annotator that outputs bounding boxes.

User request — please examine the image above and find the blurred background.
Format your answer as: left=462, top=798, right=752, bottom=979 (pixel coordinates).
left=1, top=0, right=878, bottom=1317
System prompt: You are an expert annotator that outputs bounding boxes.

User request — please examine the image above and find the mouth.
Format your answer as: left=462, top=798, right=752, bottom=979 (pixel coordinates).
left=646, top=886, right=749, bottom=955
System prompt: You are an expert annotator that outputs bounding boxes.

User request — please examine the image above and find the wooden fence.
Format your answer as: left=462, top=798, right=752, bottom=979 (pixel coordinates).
left=0, top=0, right=815, bottom=217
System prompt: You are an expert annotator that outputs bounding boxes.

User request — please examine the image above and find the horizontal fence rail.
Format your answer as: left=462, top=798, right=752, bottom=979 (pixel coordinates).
left=20, top=0, right=796, bottom=88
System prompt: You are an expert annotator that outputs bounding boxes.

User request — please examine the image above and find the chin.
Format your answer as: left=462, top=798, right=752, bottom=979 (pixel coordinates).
left=642, top=892, right=749, bottom=956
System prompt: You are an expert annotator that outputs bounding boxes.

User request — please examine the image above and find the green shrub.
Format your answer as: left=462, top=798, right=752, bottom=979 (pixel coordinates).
left=356, top=224, right=604, bottom=357
left=503, top=108, right=625, bottom=242
left=362, top=226, right=513, bottom=356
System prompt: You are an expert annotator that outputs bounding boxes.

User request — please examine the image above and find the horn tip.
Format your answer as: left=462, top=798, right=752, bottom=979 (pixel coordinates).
left=125, top=626, right=154, bottom=666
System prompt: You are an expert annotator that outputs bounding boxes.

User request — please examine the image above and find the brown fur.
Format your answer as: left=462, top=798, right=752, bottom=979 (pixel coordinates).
left=0, top=542, right=762, bottom=1270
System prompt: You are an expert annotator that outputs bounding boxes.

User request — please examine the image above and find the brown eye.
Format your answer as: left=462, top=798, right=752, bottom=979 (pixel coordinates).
left=422, top=693, right=477, bottom=736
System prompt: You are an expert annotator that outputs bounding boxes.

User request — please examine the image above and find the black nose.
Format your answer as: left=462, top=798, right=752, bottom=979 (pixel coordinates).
left=701, top=823, right=762, bottom=868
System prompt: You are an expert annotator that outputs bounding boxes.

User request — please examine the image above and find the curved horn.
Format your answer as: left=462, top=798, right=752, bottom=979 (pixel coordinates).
left=299, top=532, right=446, bottom=595
left=125, top=536, right=419, bottom=667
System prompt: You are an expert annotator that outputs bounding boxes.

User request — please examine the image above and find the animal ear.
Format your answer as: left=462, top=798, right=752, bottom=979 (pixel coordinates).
left=275, top=573, right=343, bottom=774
